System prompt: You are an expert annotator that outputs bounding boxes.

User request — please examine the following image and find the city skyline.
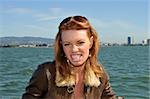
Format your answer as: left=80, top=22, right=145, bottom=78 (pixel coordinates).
left=0, top=0, right=149, bottom=44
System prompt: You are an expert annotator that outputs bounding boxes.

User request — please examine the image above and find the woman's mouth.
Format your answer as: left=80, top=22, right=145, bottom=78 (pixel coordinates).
left=71, top=54, right=82, bottom=62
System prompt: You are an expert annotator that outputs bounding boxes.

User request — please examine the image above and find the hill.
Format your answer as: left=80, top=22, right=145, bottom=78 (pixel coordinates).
left=0, top=36, right=54, bottom=46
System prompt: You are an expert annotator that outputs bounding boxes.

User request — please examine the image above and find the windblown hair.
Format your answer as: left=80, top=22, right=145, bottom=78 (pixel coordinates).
left=54, top=16, right=103, bottom=79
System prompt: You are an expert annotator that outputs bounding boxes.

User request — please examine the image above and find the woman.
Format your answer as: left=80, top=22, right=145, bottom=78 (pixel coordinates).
left=22, top=15, right=116, bottom=99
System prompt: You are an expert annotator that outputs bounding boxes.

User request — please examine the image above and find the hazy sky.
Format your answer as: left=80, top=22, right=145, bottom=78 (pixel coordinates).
left=0, top=0, right=149, bottom=44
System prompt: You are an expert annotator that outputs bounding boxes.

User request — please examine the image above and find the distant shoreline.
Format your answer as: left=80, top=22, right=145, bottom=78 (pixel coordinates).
left=0, top=44, right=149, bottom=48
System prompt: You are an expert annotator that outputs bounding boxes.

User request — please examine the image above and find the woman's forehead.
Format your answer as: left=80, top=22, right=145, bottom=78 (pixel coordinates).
left=61, top=30, right=89, bottom=41
left=61, top=30, right=87, bottom=37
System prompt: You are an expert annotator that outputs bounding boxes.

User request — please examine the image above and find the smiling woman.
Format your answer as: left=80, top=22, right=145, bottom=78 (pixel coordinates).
left=22, top=15, right=123, bottom=99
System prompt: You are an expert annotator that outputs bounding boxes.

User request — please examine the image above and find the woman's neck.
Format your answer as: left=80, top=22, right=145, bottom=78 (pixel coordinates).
left=70, top=64, right=85, bottom=75
left=71, top=65, right=85, bottom=85
left=73, top=65, right=85, bottom=99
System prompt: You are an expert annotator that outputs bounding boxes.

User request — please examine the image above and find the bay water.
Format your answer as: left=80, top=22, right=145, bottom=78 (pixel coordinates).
left=0, top=46, right=149, bottom=99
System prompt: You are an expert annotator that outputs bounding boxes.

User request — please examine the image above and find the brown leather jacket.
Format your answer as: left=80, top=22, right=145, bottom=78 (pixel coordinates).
left=22, top=61, right=117, bottom=99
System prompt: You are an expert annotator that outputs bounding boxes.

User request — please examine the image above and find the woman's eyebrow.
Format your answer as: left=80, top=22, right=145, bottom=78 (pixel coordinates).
left=62, top=39, right=85, bottom=43
left=62, top=41, right=70, bottom=43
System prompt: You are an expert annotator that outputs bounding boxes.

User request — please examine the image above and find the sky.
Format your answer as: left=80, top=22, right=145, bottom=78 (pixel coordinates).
left=0, top=0, right=149, bottom=44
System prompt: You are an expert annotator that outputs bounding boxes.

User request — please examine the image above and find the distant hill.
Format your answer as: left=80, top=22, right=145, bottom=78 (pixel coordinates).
left=0, top=36, right=54, bottom=45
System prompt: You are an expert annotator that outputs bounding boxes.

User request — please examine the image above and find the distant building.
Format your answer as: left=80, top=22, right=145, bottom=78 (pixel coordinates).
left=19, top=44, right=36, bottom=47
left=142, top=39, right=150, bottom=45
left=142, top=39, right=147, bottom=45
left=127, top=36, right=131, bottom=45
left=147, top=39, right=150, bottom=45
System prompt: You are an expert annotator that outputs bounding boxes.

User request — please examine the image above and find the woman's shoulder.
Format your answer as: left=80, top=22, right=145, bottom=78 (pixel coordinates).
left=37, top=61, right=55, bottom=70
left=33, top=61, right=56, bottom=76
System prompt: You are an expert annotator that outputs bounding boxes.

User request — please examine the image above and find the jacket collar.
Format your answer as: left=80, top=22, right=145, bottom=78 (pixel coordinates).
left=55, top=66, right=101, bottom=87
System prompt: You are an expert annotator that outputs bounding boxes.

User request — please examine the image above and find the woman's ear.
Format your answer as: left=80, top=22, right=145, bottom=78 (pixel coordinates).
left=89, top=36, right=93, bottom=49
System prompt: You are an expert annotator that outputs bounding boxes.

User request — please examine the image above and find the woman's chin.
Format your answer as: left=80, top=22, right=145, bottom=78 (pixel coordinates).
left=70, top=61, right=85, bottom=67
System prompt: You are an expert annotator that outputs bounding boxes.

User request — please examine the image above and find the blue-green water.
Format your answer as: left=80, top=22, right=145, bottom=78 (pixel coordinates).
left=0, top=46, right=149, bottom=99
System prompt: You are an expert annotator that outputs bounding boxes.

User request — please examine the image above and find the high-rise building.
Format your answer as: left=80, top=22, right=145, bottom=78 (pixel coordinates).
left=127, top=36, right=131, bottom=45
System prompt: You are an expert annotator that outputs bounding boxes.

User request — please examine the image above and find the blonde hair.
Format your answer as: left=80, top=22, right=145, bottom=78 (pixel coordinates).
left=54, top=16, right=103, bottom=78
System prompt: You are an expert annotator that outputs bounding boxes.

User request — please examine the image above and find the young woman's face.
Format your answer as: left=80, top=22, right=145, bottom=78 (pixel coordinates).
left=61, top=30, right=93, bottom=67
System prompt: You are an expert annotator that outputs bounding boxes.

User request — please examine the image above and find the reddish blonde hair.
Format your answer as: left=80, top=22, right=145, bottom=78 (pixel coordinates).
left=54, top=16, right=103, bottom=78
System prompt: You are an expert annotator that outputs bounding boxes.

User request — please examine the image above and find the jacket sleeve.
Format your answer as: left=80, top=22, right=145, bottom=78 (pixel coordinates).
left=101, top=80, right=116, bottom=99
left=101, top=70, right=116, bottom=99
left=22, top=64, right=48, bottom=99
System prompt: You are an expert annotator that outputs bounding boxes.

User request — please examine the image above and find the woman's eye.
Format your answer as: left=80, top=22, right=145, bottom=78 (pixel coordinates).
left=79, top=41, right=85, bottom=44
left=64, top=44, right=70, bottom=46
left=76, top=41, right=85, bottom=46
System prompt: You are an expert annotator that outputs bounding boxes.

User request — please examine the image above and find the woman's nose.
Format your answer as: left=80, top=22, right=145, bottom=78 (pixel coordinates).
left=72, top=45, right=79, bottom=52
